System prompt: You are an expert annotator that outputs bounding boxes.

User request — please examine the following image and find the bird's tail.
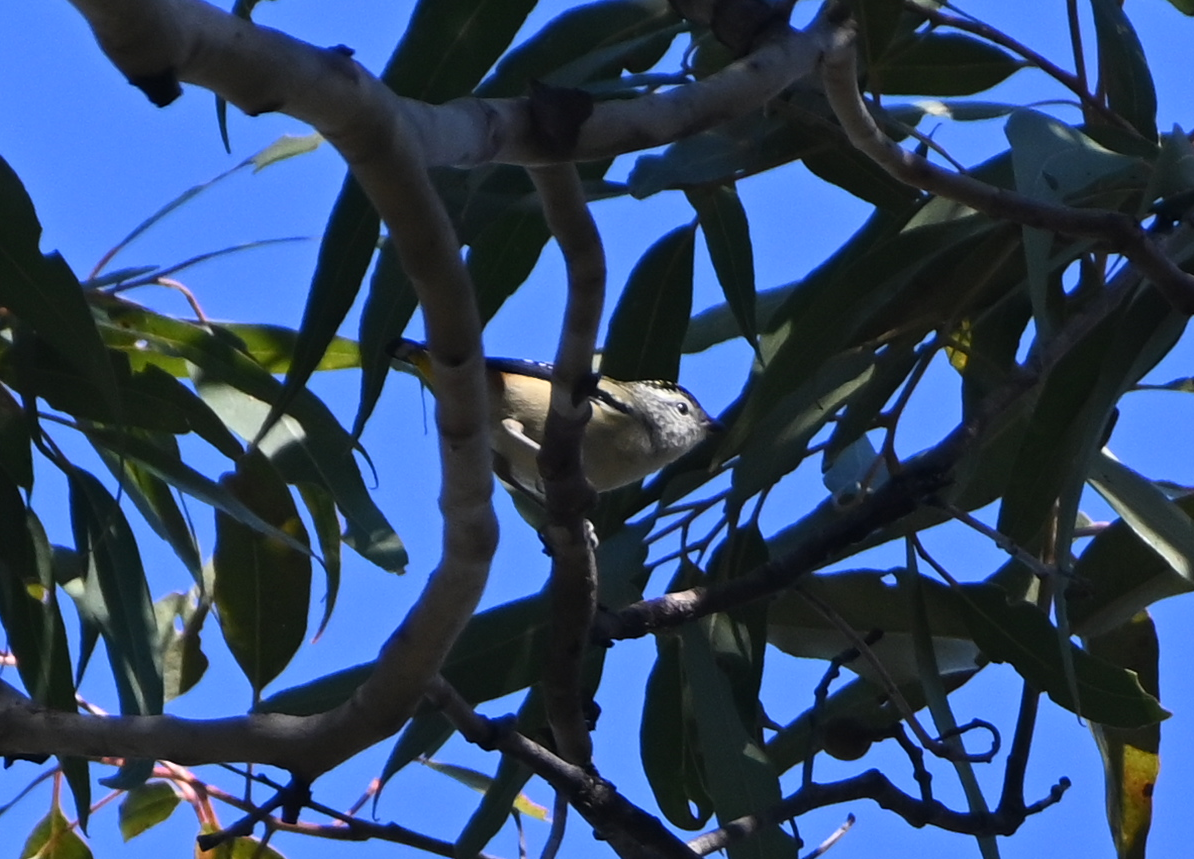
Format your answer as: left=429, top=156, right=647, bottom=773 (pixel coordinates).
left=386, top=338, right=434, bottom=385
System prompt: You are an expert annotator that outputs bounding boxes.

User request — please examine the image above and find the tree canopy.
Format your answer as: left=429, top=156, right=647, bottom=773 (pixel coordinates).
left=3, top=1, right=1194, bottom=858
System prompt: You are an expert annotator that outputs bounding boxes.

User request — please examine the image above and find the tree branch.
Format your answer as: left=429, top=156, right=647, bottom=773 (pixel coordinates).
left=427, top=677, right=698, bottom=859
left=60, top=0, right=497, bottom=781
left=818, top=21, right=1194, bottom=315
left=530, top=163, right=607, bottom=766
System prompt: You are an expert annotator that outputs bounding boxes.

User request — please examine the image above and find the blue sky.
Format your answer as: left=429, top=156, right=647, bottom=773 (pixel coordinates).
left=3, top=2, right=1194, bottom=858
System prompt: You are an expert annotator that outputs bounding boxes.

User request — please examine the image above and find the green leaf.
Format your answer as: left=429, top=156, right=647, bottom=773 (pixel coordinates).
left=998, top=286, right=1183, bottom=552
left=1085, top=613, right=1160, bottom=859
left=1091, top=0, right=1158, bottom=140
left=729, top=349, right=876, bottom=505
left=249, top=132, right=325, bottom=171
left=1005, top=110, right=1145, bottom=337
left=954, top=582, right=1167, bottom=727
left=379, top=711, right=456, bottom=789
left=601, top=223, right=696, bottom=382
left=1088, top=452, right=1194, bottom=583
left=681, top=619, right=792, bottom=859
left=0, top=385, right=33, bottom=489
left=155, top=591, right=209, bottom=702
left=69, top=470, right=163, bottom=716
left=0, top=481, right=76, bottom=710
left=628, top=106, right=826, bottom=200
left=455, top=754, right=538, bottom=858
left=852, top=0, right=906, bottom=72
left=683, top=284, right=795, bottom=354
left=642, top=635, right=713, bottom=829
left=352, top=242, right=417, bottom=441
left=0, top=155, right=120, bottom=425
left=384, top=0, right=538, bottom=103
left=19, top=807, right=92, bottom=859
left=196, top=380, right=406, bottom=573
left=79, top=424, right=311, bottom=558
left=296, top=482, right=342, bottom=641
left=261, top=176, right=378, bottom=443
left=453, top=690, right=551, bottom=855
left=97, top=303, right=405, bottom=572
left=93, top=431, right=203, bottom=582
left=479, top=0, right=678, bottom=96
left=213, top=450, right=312, bottom=695
left=873, top=32, right=1021, bottom=96
left=102, top=320, right=359, bottom=378
left=825, top=338, right=919, bottom=461
left=1162, top=0, right=1194, bottom=13
left=257, top=594, right=550, bottom=715
left=768, top=570, right=981, bottom=685
left=719, top=209, right=988, bottom=460
left=118, top=782, right=180, bottom=842
left=313, top=0, right=541, bottom=440
left=1071, top=495, right=1194, bottom=637
left=468, top=207, right=553, bottom=322
left=802, top=135, right=927, bottom=210
left=686, top=185, right=758, bottom=352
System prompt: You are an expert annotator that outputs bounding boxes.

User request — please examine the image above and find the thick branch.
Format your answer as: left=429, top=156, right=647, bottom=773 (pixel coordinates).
left=819, top=23, right=1194, bottom=314
left=62, top=0, right=497, bottom=780
left=68, top=0, right=823, bottom=168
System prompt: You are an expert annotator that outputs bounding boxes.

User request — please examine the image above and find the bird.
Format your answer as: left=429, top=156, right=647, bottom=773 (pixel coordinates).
left=387, top=338, right=720, bottom=495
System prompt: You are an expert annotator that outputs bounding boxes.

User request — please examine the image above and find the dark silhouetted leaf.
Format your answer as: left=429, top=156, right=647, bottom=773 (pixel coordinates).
left=874, top=33, right=1021, bottom=96
left=954, top=582, right=1167, bottom=727
left=602, top=223, right=696, bottom=382
left=1091, top=0, right=1158, bottom=140
left=68, top=471, right=163, bottom=717
left=686, top=185, right=758, bottom=352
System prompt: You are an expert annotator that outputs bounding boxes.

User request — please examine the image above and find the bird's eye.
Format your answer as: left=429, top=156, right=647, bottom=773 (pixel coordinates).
left=674, top=400, right=690, bottom=415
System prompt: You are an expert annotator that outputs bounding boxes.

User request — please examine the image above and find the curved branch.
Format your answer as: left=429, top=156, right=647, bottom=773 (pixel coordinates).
left=64, top=0, right=497, bottom=780
left=530, top=163, right=607, bottom=766
left=818, top=23, right=1194, bottom=315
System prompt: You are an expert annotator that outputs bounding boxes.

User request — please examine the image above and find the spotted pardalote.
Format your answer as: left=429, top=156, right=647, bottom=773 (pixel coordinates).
left=387, top=338, right=720, bottom=494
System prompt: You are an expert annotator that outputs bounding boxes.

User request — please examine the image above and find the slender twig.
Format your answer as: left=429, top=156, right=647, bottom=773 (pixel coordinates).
left=1064, top=0, right=1089, bottom=101
left=800, top=814, right=855, bottom=859
left=794, top=582, right=992, bottom=763
left=541, top=792, right=569, bottom=859
left=688, top=768, right=1069, bottom=852
left=934, top=502, right=1058, bottom=579
left=426, top=676, right=699, bottom=859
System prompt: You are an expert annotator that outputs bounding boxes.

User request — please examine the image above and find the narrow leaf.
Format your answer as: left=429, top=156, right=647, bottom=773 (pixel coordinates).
left=601, top=223, right=696, bottom=382
left=1088, top=451, right=1194, bottom=582
left=1091, top=0, right=1158, bottom=140
left=213, top=450, right=312, bottom=695
left=0, top=156, right=119, bottom=424
left=1086, top=613, right=1161, bottom=859
left=69, top=471, right=163, bottom=716
left=686, top=185, right=758, bottom=352
left=955, top=582, right=1168, bottom=727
